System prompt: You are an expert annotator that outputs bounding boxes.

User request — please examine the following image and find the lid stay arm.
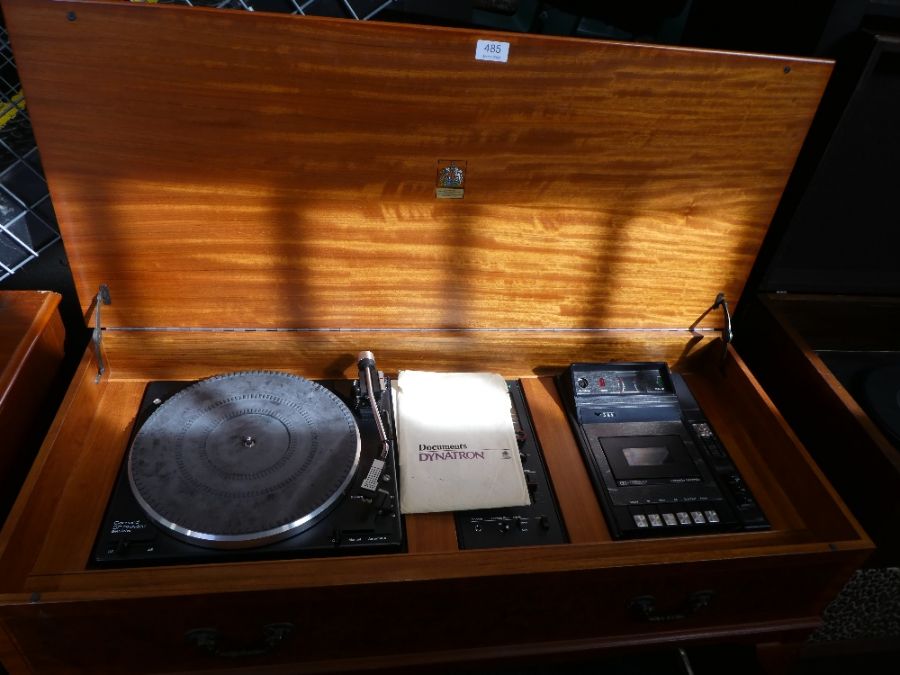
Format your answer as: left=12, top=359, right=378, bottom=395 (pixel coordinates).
left=86, top=285, right=112, bottom=383
left=690, top=292, right=733, bottom=365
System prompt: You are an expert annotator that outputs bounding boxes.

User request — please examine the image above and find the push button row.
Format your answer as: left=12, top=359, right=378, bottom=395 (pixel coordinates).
left=632, top=508, right=720, bottom=529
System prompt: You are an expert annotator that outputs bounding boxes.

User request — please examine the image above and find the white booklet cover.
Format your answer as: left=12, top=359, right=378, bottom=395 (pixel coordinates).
left=395, top=370, right=530, bottom=514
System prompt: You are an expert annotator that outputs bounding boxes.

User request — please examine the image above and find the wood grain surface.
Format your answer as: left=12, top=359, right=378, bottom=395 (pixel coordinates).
left=0, top=348, right=103, bottom=590
left=0, top=291, right=64, bottom=517
left=684, top=343, right=866, bottom=544
left=98, top=327, right=713, bottom=380
left=3, top=0, right=831, bottom=330
left=404, top=513, right=458, bottom=554
left=0, top=291, right=61, bottom=411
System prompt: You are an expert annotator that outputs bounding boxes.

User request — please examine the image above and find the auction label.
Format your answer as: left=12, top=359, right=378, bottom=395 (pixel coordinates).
left=475, top=40, right=510, bottom=63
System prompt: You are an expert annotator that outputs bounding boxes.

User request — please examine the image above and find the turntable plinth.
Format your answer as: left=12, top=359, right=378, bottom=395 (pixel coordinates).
left=0, top=1, right=872, bottom=672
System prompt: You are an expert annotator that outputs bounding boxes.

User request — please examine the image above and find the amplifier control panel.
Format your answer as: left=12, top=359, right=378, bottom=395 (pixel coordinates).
left=455, top=381, right=567, bottom=549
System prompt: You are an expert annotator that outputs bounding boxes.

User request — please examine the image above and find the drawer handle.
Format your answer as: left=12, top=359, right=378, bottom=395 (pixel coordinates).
left=628, top=590, right=715, bottom=623
left=185, top=622, right=295, bottom=659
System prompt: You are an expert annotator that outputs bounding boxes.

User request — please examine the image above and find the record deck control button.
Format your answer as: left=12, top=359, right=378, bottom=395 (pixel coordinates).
left=694, top=423, right=712, bottom=437
left=676, top=512, right=692, bottom=525
left=633, top=514, right=649, bottom=528
left=704, top=510, right=720, bottom=523
left=647, top=514, right=663, bottom=527
left=706, top=441, right=725, bottom=459
left=737, top=494, right=757, bottom=507
left=662, top=513, right=677, bottom=526
left=690, top=511, right=706, bottom=524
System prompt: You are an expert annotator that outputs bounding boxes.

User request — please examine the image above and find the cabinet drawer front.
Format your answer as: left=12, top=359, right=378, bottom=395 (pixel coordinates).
left=4, top=557, right=834, bottom=673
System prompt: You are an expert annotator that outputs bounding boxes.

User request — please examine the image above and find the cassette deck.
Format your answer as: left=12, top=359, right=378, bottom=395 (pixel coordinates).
left=560, top=363, right=769, bottom=539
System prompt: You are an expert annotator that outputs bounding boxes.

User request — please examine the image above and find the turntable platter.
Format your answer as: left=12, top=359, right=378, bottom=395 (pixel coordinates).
left=128, top=371, right=361, bottom=548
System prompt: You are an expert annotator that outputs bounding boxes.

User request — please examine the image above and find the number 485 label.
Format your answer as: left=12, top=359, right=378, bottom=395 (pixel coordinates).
left=475, top=39, right=510, bottom=63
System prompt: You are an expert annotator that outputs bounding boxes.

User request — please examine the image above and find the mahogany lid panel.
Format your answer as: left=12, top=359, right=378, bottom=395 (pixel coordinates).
left=3, top=0, right=831, bottom=329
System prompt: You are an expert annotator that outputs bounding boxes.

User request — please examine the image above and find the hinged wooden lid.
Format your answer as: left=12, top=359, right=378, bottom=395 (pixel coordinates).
left=4, top=0, right=831, bottom=330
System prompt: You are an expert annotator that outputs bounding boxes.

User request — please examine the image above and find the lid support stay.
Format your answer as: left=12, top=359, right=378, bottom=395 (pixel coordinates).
left=690, top=292, right=733, bottom=365
left=88, top=285, right=112, bottom=383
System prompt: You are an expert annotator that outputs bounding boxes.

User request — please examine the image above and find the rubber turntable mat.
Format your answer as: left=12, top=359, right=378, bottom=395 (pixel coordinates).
left=128, top=371, right=361, bottom=547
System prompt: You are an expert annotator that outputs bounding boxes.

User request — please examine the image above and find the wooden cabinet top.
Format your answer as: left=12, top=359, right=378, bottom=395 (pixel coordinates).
left=3, top=0, right=831, bottom=331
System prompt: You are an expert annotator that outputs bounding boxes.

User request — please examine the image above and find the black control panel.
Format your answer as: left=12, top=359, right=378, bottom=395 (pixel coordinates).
left=455, top=381, right=567, bottom=549
left=560, top=362, right=768, bottom=539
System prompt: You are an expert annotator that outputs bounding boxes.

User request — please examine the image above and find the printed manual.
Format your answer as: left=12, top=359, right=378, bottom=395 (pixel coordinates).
left=395, top=370, right=530, bottom=514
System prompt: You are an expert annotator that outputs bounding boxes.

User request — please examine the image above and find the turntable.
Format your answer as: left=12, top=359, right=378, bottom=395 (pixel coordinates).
left=93, top=354, right=403, bottom=565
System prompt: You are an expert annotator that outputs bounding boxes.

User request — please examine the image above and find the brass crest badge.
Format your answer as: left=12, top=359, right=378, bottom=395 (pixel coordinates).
left=435, top=159, right=466, bottom=199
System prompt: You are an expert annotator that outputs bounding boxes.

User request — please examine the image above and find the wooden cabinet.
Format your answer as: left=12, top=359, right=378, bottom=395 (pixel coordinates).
left=0, top=291, right=64, bottom=513
left=0, top=1, right=873, bottom=672
left=741, top=294, right=900, bottom=565
left=0, top=290, right=64, bottom=675
left=0, top=334, right=872, bottom=673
